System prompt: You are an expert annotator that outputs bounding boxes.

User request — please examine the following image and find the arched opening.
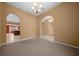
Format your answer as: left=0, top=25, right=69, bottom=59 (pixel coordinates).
left=6, top=14, right=20, bottom=43
left=40, top=16, right=54, bottom=41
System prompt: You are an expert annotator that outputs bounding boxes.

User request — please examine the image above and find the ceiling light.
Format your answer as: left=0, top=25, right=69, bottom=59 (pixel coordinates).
left=32, top=6, right=35, bottom=10
left=32, top=2, right=45, bottom=15
left=39, top=4, right=42, bottom=8
left=38, top=9, right=41, bottom=12
left=34, top=9, right=36, bottom=12
left=34, top=3, right=38, bottom=6
left=9, top=14, right=13, bottom=16
left=49, top=19, right=52, bottom=22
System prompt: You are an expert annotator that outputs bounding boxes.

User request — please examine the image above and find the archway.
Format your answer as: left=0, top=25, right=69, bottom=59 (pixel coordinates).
left=6, top=14, right=20, bottom=43
left=40, top=16, right=54, bottom=41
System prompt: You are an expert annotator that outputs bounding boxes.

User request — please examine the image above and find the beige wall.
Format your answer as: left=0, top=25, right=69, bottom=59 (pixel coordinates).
left=0, top=3, right=2, bottom=44
left=0, top=3, right=38, bottom=44
left=40, top=22, right=54, bottom=35
left=48, top=22, right=54, bottom=35
left=0, top=2, right=79, bottom=47
left=0, top=3, right=7, bottom=44
left=38, top=2, right=79, bottom=47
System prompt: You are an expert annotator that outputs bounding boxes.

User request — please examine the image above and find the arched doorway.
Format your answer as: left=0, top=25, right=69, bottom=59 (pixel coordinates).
left=6, top=14, right=20, bottom=43
left=40, top=16, right=54, bottom=41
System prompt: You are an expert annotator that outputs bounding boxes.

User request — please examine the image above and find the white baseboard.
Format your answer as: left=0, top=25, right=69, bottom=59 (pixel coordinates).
left=54, top=40, right=79, bottom=49
left=41, top=38, right=79, bottom=50
left=40, top=37, right=54, bottom=41
left=40, top=35, right=54, bottom=41
left=0, top=36, right=37, bottom=47
left=22, top=36, right=37, bottom=40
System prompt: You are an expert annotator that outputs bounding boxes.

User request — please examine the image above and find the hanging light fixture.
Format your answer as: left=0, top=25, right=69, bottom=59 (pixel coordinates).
left=31, top=2, right=45, bottom=15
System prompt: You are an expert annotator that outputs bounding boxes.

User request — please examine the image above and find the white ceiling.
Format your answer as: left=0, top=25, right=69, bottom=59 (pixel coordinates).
left=6, top=2, right=61, bottom=16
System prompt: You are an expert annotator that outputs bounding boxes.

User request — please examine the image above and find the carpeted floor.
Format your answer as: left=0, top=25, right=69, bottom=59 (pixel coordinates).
left=0, top=39, right=79, bottom=56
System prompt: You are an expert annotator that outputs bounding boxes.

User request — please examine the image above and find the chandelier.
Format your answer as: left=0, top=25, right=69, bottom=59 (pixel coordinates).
left=31, top=3, right=45, bottom=15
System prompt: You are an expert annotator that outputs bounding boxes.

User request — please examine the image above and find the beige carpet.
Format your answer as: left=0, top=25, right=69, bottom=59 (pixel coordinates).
left=0, top=39, right=79, bottom=56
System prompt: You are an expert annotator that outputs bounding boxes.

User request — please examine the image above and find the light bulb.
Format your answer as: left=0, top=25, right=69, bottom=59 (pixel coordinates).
left=9, top=14, right=13, bottom=16
left=32, top=6, right=34, bottom=10
left=39, top=4, right=42, bottom=8
left=34, top=3, right=38, bottom=6
left=38, top=9, right=41, bottom=12
left=49, top=19, right=52, bottom=22
left=34, top=9, right=36, bottom=12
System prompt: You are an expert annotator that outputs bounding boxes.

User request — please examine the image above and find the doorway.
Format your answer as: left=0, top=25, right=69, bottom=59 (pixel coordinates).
left=40, top=16, right=54, bottom=41
left=6, top=14, right=20, bottom=43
